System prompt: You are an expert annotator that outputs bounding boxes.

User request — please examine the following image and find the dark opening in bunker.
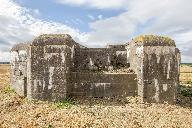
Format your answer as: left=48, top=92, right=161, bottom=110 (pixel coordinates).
left=24, top=77, right=27, bottom=97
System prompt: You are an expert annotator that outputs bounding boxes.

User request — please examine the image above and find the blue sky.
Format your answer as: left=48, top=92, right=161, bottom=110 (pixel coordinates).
left=0, top=0, right=192, bottom=62
left=16, top=0, right=125, bottom=32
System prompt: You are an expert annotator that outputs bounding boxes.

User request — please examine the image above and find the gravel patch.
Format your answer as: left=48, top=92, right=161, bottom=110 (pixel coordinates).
left=0, top=65, right=191, bottom=128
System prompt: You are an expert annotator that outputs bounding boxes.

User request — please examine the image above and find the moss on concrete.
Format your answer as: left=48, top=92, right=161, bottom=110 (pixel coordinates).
left=32, top=34, right=78, bottom=47
left=38, top=34, right=72, bottom=40
left=133, top=35, right=176, bottom=46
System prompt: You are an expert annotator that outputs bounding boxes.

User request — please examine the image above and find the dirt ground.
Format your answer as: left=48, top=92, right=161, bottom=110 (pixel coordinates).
left=0, top=64, right=192, bottom=128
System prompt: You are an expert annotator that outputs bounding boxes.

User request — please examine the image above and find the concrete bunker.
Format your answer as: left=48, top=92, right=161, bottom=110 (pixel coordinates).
left=10, top=34, right=180, bottom=103
left=11, top=43, right=30, bottom=97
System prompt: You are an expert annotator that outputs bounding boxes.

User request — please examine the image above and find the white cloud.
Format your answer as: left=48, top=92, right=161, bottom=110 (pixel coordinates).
left=56, top=0, right=128, bottom=9
left=88, top=14, right=103, bottom=21
left=0, top=0, right=87, bottom=62
left=97, top=15, right=103, bottom=20
left=85, top=0, right=192, bottom=62
left=88, top=11, right=137, bottom=43
left=1, top=0, right=192, bottom=63
left=88, top=15, right=95, bottom=20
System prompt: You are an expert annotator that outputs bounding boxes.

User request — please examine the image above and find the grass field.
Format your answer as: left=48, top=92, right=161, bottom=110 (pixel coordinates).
left=180, top=64, right=192, bottom=84
left=0, top=64, right=10, bottom=90
left=0, top=64, right=191, bottom=128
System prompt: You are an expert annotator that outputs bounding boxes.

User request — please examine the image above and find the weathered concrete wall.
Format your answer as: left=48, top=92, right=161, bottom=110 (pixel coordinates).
left=10, top=34, right=181, bottom=104
left=10, top=35, right=130, bottom=101
left=10, top=43, right=30, bottom=96
left=70, top=72, right=137, bottom=97
left=143, top=46, right=180, bottom=103
left=75, top=45, right=128, bottom=71
left=29, top=34, right=80, bottom=101
left=75, top=48, right=111, bottom=71
left=127, top=35, right=180, bottom=103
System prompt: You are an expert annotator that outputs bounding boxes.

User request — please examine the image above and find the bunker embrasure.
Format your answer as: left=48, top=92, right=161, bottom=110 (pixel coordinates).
left=10, top=34, right=181, bottom=103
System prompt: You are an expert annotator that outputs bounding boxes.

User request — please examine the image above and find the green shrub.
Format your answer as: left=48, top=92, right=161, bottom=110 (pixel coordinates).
left=55, top=97, right=75, bottom=109
left=179, top=84, right=192, bottom=97
left=186, top=81, right=192, bottom=85
left=3, top=85, right=15, bottom=93
left=180, top=89, right=192, bottom=97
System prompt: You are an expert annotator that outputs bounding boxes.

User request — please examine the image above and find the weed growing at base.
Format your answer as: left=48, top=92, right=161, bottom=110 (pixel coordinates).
left=2, top=85, right=15, bottom=93
left=186, top=81, right=192, bottom=85
left=55, top=97, right=75, bottom=109
left=179, top=84, right=192, bottom=97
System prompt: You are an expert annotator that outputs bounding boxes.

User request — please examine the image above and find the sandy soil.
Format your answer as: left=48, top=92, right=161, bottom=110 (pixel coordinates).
left=0, top=64, right=192, bottom=128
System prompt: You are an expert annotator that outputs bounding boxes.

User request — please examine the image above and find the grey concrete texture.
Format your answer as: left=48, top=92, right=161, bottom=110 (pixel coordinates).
left=70, top=72, right=137, bottom=97
left=127, top=35, right=180, bottom=103
left=75, top=48, right=127, bottom=71
left=10, top=34, right=181, bottom=103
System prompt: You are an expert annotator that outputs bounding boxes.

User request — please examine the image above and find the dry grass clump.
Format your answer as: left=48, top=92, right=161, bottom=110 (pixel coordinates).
left=133, top=35, right=175, bottom=46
